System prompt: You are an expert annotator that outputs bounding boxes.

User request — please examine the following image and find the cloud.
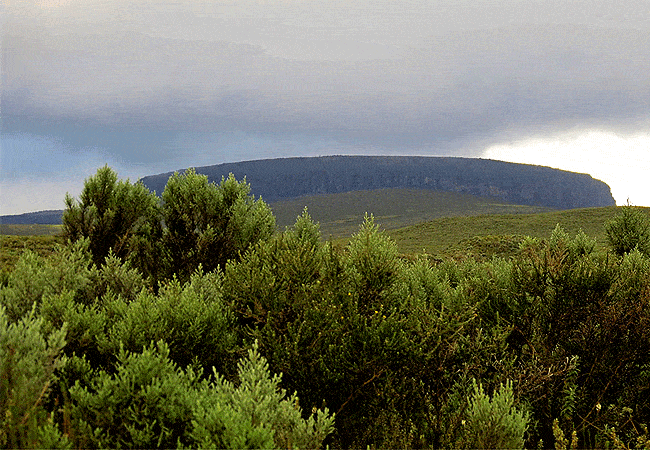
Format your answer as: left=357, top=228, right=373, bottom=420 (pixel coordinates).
left=5, top=2, right=650, bottom=146
left=482, top=127, right=650, bottom=207
left=3, top=0, right=650, bottom=212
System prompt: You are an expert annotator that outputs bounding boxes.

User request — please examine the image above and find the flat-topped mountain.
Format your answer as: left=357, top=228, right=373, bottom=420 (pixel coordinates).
left=0, top=156, right=616, bottom=227
left=140, top=156, right=615, bottom=209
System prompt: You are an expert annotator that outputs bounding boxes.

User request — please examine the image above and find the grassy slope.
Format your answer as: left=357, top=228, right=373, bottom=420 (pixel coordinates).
left=1, top=189, right=546, bottom=238
left=0, top=224, right=62, bottom=236
left=270, top=188, right=552, bottom=238
left=387, top=206, right=639, bottom=257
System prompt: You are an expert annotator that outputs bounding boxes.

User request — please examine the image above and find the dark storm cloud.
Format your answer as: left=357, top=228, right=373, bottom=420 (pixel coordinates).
left=3, top=1, right=650, bottom=160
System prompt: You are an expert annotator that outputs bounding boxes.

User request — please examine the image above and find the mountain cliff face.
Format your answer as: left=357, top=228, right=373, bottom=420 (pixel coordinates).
left=140, top=156, right=616, bottom=210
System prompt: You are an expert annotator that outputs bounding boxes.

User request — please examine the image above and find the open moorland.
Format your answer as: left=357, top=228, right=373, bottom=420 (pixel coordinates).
left=387, top=205, right=628, bottom=257
left=2, top=166, right=650, bottom=449
left=271, top=188, right=554, bottom=236
left=2, top=197, right=646, bottom=270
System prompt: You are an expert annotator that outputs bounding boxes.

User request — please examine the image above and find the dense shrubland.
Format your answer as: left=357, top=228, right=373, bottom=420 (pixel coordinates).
left=1, top=166, right=650, bottom=449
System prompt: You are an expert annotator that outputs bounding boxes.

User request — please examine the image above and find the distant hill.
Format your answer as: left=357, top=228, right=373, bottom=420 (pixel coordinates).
left=140, top=156, right=615, bottom=209
left=0, top=210, right=64, bottom=226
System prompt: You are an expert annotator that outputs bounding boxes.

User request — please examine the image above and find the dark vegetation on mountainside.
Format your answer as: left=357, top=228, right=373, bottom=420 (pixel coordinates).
left=2, top=166, right=649, bottom=449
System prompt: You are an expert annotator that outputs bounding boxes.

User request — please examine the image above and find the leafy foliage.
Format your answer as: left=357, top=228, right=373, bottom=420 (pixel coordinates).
left=105, top=269, right=236, bottom=374
left=62, top=165, right=163, bottom=277
left=191, top=341, right=335, bottom=449
left=605, top=205, right=650, bottom=256
left=0, top=240, right=94, bottom=322
left=457, top=380, right=529, bottom=450
left=69, top=340, right=334, bottom=449
left=161, top=169, right=275, bottom=281
left=69, top=341, right=203, bottom=449
left=61, top=166, right=274, bottom=285
left=0, top=305, right=67, bottom=449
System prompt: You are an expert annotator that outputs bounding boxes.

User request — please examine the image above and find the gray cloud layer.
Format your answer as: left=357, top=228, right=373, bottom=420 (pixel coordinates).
left=3, top=0, right=650, bottom=163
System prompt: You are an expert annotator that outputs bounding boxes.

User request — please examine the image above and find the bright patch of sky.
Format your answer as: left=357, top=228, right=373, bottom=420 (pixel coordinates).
left=482, top=129, right=650, bottom=207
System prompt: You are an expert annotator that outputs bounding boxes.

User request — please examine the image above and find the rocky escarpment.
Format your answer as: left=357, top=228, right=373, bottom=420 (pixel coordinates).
left=140, top=156, right=616, bottom=210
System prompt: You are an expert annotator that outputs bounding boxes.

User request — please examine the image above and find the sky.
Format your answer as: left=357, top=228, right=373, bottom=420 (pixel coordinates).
left=2, top=0, right=650, bottom=215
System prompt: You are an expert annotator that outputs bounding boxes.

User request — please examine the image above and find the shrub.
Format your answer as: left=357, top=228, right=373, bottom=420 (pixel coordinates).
left=161, top=169, right=275, bottom=281
left=509, top=227, right=650, bottom=447
left=62, top=165, right=163, bottom=275
left=88, top=251, right=145, bottom=303
left=0, top=240, right=94, bottom=322
left=605, top=205, right=650, bottom=257
left=225, top=214, right=511, bottom=448
left=106, top=269, right=236, bottom=373
left=191, top=341, right=335, bottom=449
left=69, top=340, right=334, bottom=449
left=346, top=214, right=400, bottom=314
left=40, top=290, right=112, bottom=369
left=0, top=251, right=47, bottom=322
left=224, top=210, right=330, bottom=334
left=69, top=341, right=202, bottom=449
left=0, top=305, right=67, bottom=449
left=457, top=380, right=529, bottom=450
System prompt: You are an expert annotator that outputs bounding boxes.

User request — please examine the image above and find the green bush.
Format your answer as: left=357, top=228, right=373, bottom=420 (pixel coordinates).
left=69, top=340, right=334, bottom=449
left=457, top=380, right=529, bottom=450
left=0, top=240, right=94, bottom=322
left=63, top=165, right=163, bottom=276
left=224, top=209, right=332, bottom=334
left=161, top=169, right=275, bottom=281
left=106, top=269, right=236, bottom=374
left=346, top=215, right=401, bottom=314
left=34, top=245, right=150, bottom=369
left=41, top=290, right=112, bottom=369
left=508, top=227, right=650, bottom=447
left=69, top=341, right=202, bottom=449
left=191, top=341, right=335, bottom=449
left=225, top=213, right=518, bottom=448
left=0, top=251, right=47, bottom=322
left=605, top=205, right=650, bottom=257
left=0, top=305, right=67, bottom=449
left=89, top=252, right=146, bottom=303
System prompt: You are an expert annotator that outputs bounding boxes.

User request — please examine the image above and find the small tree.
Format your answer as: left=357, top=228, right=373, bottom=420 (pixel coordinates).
left=192, top=341, right=335, bottom=449
left=346, top=214, right=400, bottom=313
left=63, top=166, right=276, bottom=282
left=605, top=205, right=650, bottom=257
left=161, top=169, right=275, bottom=280
left=62, top=166, right=163, bottom=277
left=458, top=380, right=529, bottom=450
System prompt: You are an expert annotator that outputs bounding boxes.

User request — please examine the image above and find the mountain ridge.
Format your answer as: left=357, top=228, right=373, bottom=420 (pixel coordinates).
left=140, top=155, right=615, bottom=209
left=1, top=156, right=616, bottom=225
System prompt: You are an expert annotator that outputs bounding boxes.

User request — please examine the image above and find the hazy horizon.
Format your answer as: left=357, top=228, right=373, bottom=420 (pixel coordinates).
left=3, top=1, right=649, bottom=214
